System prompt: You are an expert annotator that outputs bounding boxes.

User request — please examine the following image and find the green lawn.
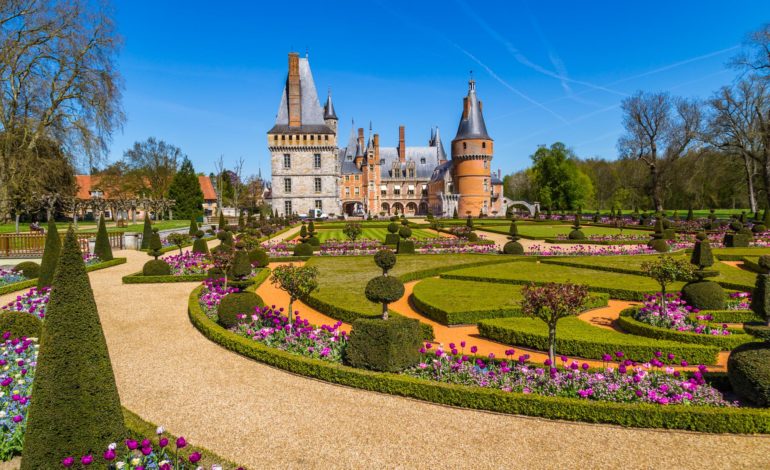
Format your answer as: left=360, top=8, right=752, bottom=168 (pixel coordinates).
left=478, top=224, right=650, bottom=239
left=299, top=227, right=437, bottom=243
left=442, top=261, right=681, bottom=300
left=304, top=254, right=511, bottom=321
left=541, top=254, right=756, bottom=290
left=0, top=219, right=191, bottom=234
left=477, top=316, right=719, bottom=364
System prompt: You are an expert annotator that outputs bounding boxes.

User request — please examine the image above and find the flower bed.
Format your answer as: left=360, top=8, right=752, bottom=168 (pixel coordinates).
left=726, top=292, right=751, bottom=311
left=162, top=251, right=211, bottom=276
left=635, top=294, right=731, bottom=336
left=262, top=238, right=496, bottom=257
left=528, top=244, right=659, bottom=256
left=0, top=334, right=37, bottom=460
left=0, top=269, right=26, bottom=288
left=1, top=287, right=49, bottom=319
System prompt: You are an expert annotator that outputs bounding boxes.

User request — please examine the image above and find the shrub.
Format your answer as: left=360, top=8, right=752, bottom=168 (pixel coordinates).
left=207, top=267, right=225, bottom=279
left=467, top=231, right=479, bottom=242
left=728, top=342, right=770, bottom=406
left=293, top=242, right=314, bottom=257
left=249, top=248, right=269, bottom=268
left=37, top=219, right=61, bottom=288
left=188, top=219, right=199, bottom=236
left=147, top=228, right=163, bottom=259
left=399, top=226, right=412, bottom=239
left=140, top=216, right=152, bottom=250
left=345, top=317, right=421, bottom=372
left=93, top=215, right=113, bottom=261
left=744, top=324, right=770, bottom=341
left=397, top=240, right=415, bottom=254
left=143, top=259, right=171, bottom=276
left=0, top=311, right=42, bottom=338
left=307, top=236, right=320, bottom=247
left=374, top=249, right=397, bottom=274
left=21, top=228, right=125, bottom=469
left=466, top=215, right=474, bottom=229
left=503, top=241, right=524, bottom=254
left=227, top=243, right=253, bottom=291
left=681, top=280, right=725, bottom=310
left=751, top=272, right=770, bottom=322
left=192, top=236, right=209, bottom=255
left=649, top=238, right=669, bottom=252
left=724, top=233, right=751, bottom=248
left=14, top=261, right=40, bottom=279
left=217, top=291, right=261, bottom=328
left=567, top=229, right=585, bottom=240
left=384, top=233, right=400, bottom=246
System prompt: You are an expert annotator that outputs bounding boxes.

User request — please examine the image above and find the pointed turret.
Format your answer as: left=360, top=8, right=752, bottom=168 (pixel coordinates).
left=454, top=79, right=491, bottom=141
left=323, top=89, right=338, bottom=135
left=268, top=52, right=332, bottom=135
left=430, top=126, right=448, bottom=164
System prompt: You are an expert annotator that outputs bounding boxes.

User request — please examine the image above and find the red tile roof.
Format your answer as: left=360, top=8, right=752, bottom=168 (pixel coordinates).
left=75, top=174, right=218, bottom=201
left=198, top=175, right=217, bottom=201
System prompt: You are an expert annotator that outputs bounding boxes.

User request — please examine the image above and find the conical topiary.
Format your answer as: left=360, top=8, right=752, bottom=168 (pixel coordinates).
left=192, top=230, right=209, bottom=255
left=218, top=211, right=226, bottom=231
left=140, top=215, right=152, bottom=250
left=648, top=217, right=669, bottom=252
left=21, top=228, right=126, bottom=469
left=93, top=214, right=113, bottom=261
left=238, top=211, right=245, bottom=230
left=37, top=219, right=61, bottom=289
left=503, top=219, right=524, bottom=255
left=682, top=232, right=724, bottom=309
left=188, top=219, right=199, bottom=236
left=143, top=228, right=170, bottom=275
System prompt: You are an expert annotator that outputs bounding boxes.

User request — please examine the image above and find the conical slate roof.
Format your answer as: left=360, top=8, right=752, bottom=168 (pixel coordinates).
left=269, top=56, right=333, bottom=134
left=324, top=90, right=337, bottom=120
left=429, top=126, right=448, bottom=161
left=454, top=79, right=491, bottom=141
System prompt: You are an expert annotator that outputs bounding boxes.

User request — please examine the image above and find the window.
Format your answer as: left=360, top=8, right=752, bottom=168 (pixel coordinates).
left=394, top=185, right=401, bottom=196
left=314, top=154, right=321, bottom=169
left=283, top=154, right=291, bottom=169
left=483, top=160, right=488, bottom=169
left=314, top=177, right=322, bottom=193
left=284, top=178, right=292, bottom=193
left=315, top=200, right=322, bottom=210
left=482, top=142, right=486, bottom=149
left=345, top=187, right=350, bottom=196
left=463, top=142, right=467, bottom=149
left=379, top=159, right=384, bottom=164
left=284, top=200, right=292, bottom=215
left=380, top=185, right=387, bottom=196
left=345, top=175, right=350, bottom=181
left=421, top=184, right=428, bottom=196
left=483, top=179, right=488, bottom=192
left=369, top=164, right=373, bottom=172
left=354, top=187, right=360, bottom=195
left=407, top=169, right=414, bottom=178
left=407, top=185, right=415, bottom=196
left=354, top=174, right=360, bottom=181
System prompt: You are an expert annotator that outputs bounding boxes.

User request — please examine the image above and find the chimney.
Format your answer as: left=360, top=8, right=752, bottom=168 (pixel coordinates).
left=398, top=125, right=405, bottom=163
left=373, top=134, right=380, bottom=163
left=358, top=128, right=364, bottom=149
left=287, top=53, right=301, bottom=127
left=462, top=97, right=470, bottom=120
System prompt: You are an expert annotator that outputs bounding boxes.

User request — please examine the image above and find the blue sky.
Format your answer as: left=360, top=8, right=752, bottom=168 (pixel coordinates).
left=108, top=0, right=770, bottom=178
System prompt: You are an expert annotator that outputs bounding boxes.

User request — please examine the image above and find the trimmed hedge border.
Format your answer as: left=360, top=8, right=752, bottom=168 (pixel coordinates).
left=0, top=258, right=127, bottom=296
left=543, top=238, right=648, bottom=246
left=692, top=309, right=765, bottom=324
left=477, top=317, right=720, bottom=365
left=617, top=308, right=760, bottom=350
left=412, top=289, right=609, bottom=326
left=187, top=285, right=770, bottom=434
left=122, top=272, right=209, bottom=284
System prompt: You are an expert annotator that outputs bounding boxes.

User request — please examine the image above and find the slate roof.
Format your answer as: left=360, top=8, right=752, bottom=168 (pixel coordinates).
left=454, top=80, right=492, bottom=141
left=269, top=56, right=334, bottom=134
left=429, top=160, right=453, bottom=183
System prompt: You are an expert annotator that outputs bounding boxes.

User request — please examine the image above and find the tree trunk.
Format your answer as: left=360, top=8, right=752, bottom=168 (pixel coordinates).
left=743, top=155, right=758, bottom=213
left=288, top=299, right=293, bottom=324
left=15, top=214, right=20, bottom=234
left=548, top=324, right=556, bottom=365
left=650, top=164, right=663, bottom=212
left=763, top=159, right=770, bottom=216
left=73, top=212, right=78, bottom=229
left=382, top=302, right=389, bottom=320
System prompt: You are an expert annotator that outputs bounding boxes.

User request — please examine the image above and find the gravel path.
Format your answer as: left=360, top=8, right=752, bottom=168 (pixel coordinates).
left=0, top=245, right=768, bottom=468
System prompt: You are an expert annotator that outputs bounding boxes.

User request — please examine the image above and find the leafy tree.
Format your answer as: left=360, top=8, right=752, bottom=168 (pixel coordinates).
left=168, top=157, right=203, bottom=220
left=270, top=265, right=319, bottom=323
left=167, top=232, right=190, bottom=255
left=530, top=142, right=594, bottom=211
left=641, top=255, right=694, bottom=310
left=343, top=222, right=363, bottom=241
left=21, top=228, right=125, bottom=469
left=521, top=282, right=589, bottom=364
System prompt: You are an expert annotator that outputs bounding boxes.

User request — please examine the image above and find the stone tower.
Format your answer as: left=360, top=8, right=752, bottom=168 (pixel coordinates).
left=451, top=79, right=493, bottom=217
left=267, top=52, right=339, bottom=216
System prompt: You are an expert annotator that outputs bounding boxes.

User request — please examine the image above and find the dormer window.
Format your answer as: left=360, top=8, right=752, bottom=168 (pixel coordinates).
left=420, top=158, right=426, bottom=164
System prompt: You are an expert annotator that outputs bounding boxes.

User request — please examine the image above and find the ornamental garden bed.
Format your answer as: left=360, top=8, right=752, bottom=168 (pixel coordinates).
left=0, top=257, right=127, bottom=296
left=187, top=284, right=770, bottom=434
left=411, top=278, right=609, bottom=325
left=478, top=224, right=651, bottom=240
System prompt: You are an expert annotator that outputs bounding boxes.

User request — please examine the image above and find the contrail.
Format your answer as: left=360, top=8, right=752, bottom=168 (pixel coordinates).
left=453, top=43, right=570, bottom=124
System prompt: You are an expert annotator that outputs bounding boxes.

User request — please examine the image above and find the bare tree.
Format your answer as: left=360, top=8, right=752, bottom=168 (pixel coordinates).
left=231, top=156, right=245, bottom=213
left=213, top=155, right=225, bottom=215
left=0, top=0, right=124, bottom=221
left=123, top=138, right=180, bottom=199
left=731, top=24, right=770, bottom=79
left=618, top=91, right=703, bottom=211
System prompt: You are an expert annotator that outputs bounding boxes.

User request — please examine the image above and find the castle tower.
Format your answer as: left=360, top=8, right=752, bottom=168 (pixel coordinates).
left=324, top=89, right=338, bottom=135
left=451, top=78, right=493, bottom=217
left=267, top=52, right=339, bottom=216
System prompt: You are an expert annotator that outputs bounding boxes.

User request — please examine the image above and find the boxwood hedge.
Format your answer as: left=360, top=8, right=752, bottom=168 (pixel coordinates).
left=187, top=285, right=770, bottom=434
left=617, top=308, right=760, bottom=350
left=0, top=258, right=127, bottom=296
left=477, top=316, right=720, bottom=364
left=689, top=309, right=764, bottom=324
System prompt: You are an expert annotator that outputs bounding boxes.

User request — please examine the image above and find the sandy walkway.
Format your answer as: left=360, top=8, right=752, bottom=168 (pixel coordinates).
left=0, top=247, right=767, bottom=468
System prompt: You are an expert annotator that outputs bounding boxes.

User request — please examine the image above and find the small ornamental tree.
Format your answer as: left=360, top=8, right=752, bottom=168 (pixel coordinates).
left=521, top=282, right=589, bottom=365
left=93, top=214, right=113, bottom=261
left=270, top=264, right=319, bottom=323
left=21, top=228, right=126, bottom=469
left=641, top=255, right=694, bottom=310
left=167, top=232, right=190, bottom=255
left=343, top=222, right=363, bottom=241
left=218, top=211, right=226, bottom=231
left=503, top=218, right=524, bottom=254
left=140, top=215, right=152, bottom=250
left=218, top=242, right=260, bottom=328
left=373, top=249, right=396, bottom=275
left=299, top=223, right=308, bottom=240
left=188, top=219, right=199, bottom=236
left=143, top=229, right=170, bottom=275
left=37, top=219, right=61, bottom=288
left=682, top=232, right=724, bottom=309
left=192, top=230, right=209, bottom=255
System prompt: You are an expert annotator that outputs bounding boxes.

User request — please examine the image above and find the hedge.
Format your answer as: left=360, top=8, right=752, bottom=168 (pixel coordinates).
left=543, top=238, right=647, bottom=246
left=122, top=272, right=209, bottom=284
left=412, top=288, right=609, bottom=326
left=691, top=309, right=765, bottom=324
left=0, top=258, right=127, bottom=296
left=617, top=308, right=760, bottom=350
left=187, top=285, right=770, bottom=433
left=477, top=317, right=720, bottom=365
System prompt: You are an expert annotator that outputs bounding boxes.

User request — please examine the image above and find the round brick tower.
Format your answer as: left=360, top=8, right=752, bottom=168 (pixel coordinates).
left=451, top=79, right=493, bottom=217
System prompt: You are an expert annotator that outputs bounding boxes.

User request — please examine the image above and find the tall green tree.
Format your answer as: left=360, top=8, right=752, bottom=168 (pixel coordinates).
left=21, top=228, right=125, bottom=469
left=530, top=142, right=594, bottom=211
left=168, top=157, right=204, bottom=220
left=37, top=220, right=61, bottom=289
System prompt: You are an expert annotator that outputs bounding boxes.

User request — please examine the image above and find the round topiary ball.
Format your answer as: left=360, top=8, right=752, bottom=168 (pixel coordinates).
left=401, top=219, right=409, bottom=226
left=374, top=249, right=397, bottom=273
left=206, top=267, right=225, bottom=280
left=248, top=248, right=269, bottom=268
left=681, top=280, right=725, bottom=310
left=365, top=275, right=405, bottom=305
left=307, top=236, right=320, bottom=247
left=142, top=259, right=171, bottom=276
left=13, top=261, right=40, bottom=279
left=398, top=226, right=412, bottom=239
left=728, top=342, right=770, bottom=407
left=293, top=242, right=314, bottom=257
left=0, top=311, right=42, bottom=338
left=467, top=231, right=479, bottom=242
left=503, top=241, right=524, bottom=255
left=387, top=222, right=399, bottom=234
left=217, top=291, right=261, bottom=328
left=649, top=238, right=670, bottom=252
left=568, top=229, right=585, bottom=240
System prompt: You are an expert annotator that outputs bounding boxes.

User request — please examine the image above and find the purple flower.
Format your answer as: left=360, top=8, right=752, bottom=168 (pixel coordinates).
left=159, top=437, right=169, bottom=448
left=189, top=452, right=202, bottom=463
left=81, top=455, right=93, bottom=466
left=125, top=439, right=138, bottom=450
left=104, top=449, right=116, bottom=461
left=176, top=436, right=187, bottom=449
left=62, top=457, right=75, bottom=467
left=470, top=346, right=478, bottom=354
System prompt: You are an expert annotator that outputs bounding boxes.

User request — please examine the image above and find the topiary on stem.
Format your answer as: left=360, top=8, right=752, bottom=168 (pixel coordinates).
left=648, top=217, right=670, bottom=252
left=681, top=232, right=724, bottom=310
left=37, top=219, right=61, bottom=288
left=14, top=261, right=40, bottom=279
left=270, top=264, right=319, bottom=323
left=192, top=230, right=209, bottom=255
left=750, top=255, right=770, bottom=327
left=397, top=225, right=414, bottom=254
left=503, top=218, right=524, bottom=255
left=142, top=228, right=170, bottom=276
left=21, top=228, right=126, bottom=469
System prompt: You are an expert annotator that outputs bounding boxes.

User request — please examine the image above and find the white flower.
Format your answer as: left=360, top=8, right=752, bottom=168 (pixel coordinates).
left=115, top=463, right=125, bottom=469
left=156, top=425, right=164, bottom=435
left=108, top=442, right=116, bottom=450
left=131, top=458, right=140, bottom=466
left=0, top=411, right=6, bottom=418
